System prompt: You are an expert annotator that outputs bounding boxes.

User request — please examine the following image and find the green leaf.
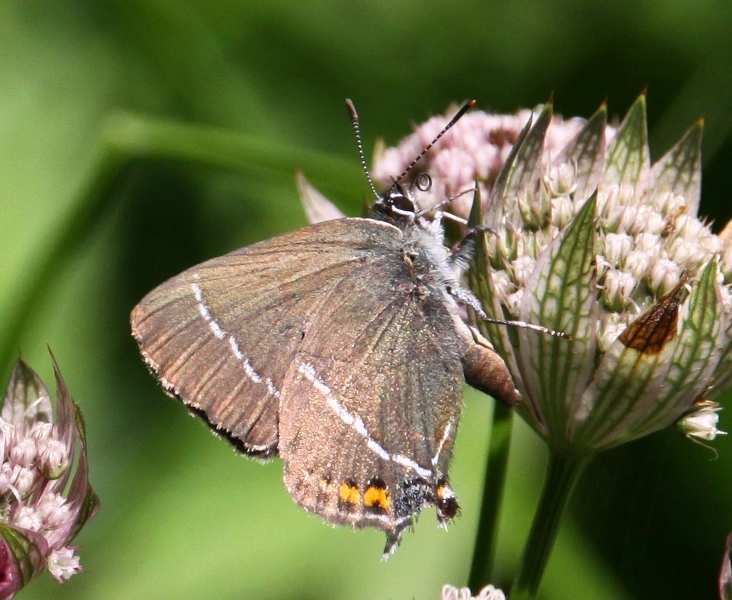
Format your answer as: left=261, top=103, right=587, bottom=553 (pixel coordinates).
left=510, top=102, right=554, bottom=198
left=50, top=352, right=75, bottom=444
left=707, top=288, right=732, bottom=402
left=470, top=186, right=516, bottom=350
left=484, top=102, right=552, bottom=227
left=65, top=402, right=101, bottom=543
left=0, top=525, right=48, bottom=590
left=1, top=358, right=52, bottom=429
left=483, top=116, right=531, bottom=227
left=67, top=483, right=101, bottom=544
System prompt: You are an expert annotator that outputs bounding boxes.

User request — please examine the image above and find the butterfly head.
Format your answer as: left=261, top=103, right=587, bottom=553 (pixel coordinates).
left=369, top=172, right=434, bottom=226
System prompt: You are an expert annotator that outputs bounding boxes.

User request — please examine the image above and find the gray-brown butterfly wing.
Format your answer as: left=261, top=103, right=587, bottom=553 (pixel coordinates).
left=131, top=217, right=465, bottom=552
left=131, top=218, right=400, bottom=457
left=275, top=227, right=465, bottom=553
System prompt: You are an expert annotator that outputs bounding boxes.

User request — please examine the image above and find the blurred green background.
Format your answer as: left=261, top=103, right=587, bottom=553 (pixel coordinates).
left=1, top=1, right=731, bottom=598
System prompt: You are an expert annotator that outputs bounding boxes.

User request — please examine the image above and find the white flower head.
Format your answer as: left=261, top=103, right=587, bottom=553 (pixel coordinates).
left=441, top=583, right=506, bottom=600
left=678, top=399, right=726, bottom=442
left=47, top=546, right=82, bottom=582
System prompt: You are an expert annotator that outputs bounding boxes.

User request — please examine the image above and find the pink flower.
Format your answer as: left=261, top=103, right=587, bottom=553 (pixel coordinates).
left=372, top=105, right=604, bottom=220
left=0, top=356, right=99, bottom=598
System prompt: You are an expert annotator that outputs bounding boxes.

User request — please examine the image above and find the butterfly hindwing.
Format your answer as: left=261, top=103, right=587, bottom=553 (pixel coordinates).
left=276, top=226, right=464, bottom=551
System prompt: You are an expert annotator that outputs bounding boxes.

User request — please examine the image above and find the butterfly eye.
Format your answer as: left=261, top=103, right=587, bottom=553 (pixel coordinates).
left=383, top=183, right=416, bottom=215
left=390, top=192, right=416, bottom=213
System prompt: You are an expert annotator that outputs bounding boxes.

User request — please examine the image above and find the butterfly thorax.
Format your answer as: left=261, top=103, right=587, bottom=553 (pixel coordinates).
left=369, top=185, right=464, bottom=290
left=368, top=189, right=481, bottom=338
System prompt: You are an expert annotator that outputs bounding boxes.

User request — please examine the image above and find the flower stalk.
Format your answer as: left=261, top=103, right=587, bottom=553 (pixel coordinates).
left=509, top=452, right=590, bottom=600
left=468, top=402, right=513, bottom=590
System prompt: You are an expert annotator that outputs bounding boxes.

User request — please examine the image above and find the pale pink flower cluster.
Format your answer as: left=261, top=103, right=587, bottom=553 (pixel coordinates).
left=372, top=105, right=606, bottom=218
left=0, top=357, right=98, bottom=598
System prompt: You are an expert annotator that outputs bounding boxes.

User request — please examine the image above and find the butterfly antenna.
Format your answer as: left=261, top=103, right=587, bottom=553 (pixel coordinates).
left=394, top=99, right=476, bottom=188
left=346, top=99, right=380, bottom=200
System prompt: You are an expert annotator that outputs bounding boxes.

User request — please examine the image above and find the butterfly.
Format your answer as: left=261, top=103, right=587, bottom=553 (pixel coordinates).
left=130, top=99, right=522, bottom=555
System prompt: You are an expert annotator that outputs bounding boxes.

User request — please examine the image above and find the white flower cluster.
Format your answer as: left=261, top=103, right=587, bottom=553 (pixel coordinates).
left=372, top=97, right=730, bottom=452
left=441, top=583, right=505, bottom=600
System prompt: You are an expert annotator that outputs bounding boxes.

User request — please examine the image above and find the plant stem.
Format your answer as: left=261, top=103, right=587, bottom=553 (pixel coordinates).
left=468, top=401, right=513, bottom=590
left=102, top=112, right=363, bottom=195
left=510, top=451, right=590, bottom=600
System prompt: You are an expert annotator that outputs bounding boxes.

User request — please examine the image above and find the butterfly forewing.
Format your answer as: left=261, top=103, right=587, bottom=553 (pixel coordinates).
left=132, top=219, right=389, bottom=455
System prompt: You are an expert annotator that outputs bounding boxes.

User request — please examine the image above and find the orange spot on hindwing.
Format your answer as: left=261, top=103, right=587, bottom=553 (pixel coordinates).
left=338, top=480, right=360, bottom=505
left=363, top=478, right=390, bottom=512
left=435, top=480, right=458, bottom=522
